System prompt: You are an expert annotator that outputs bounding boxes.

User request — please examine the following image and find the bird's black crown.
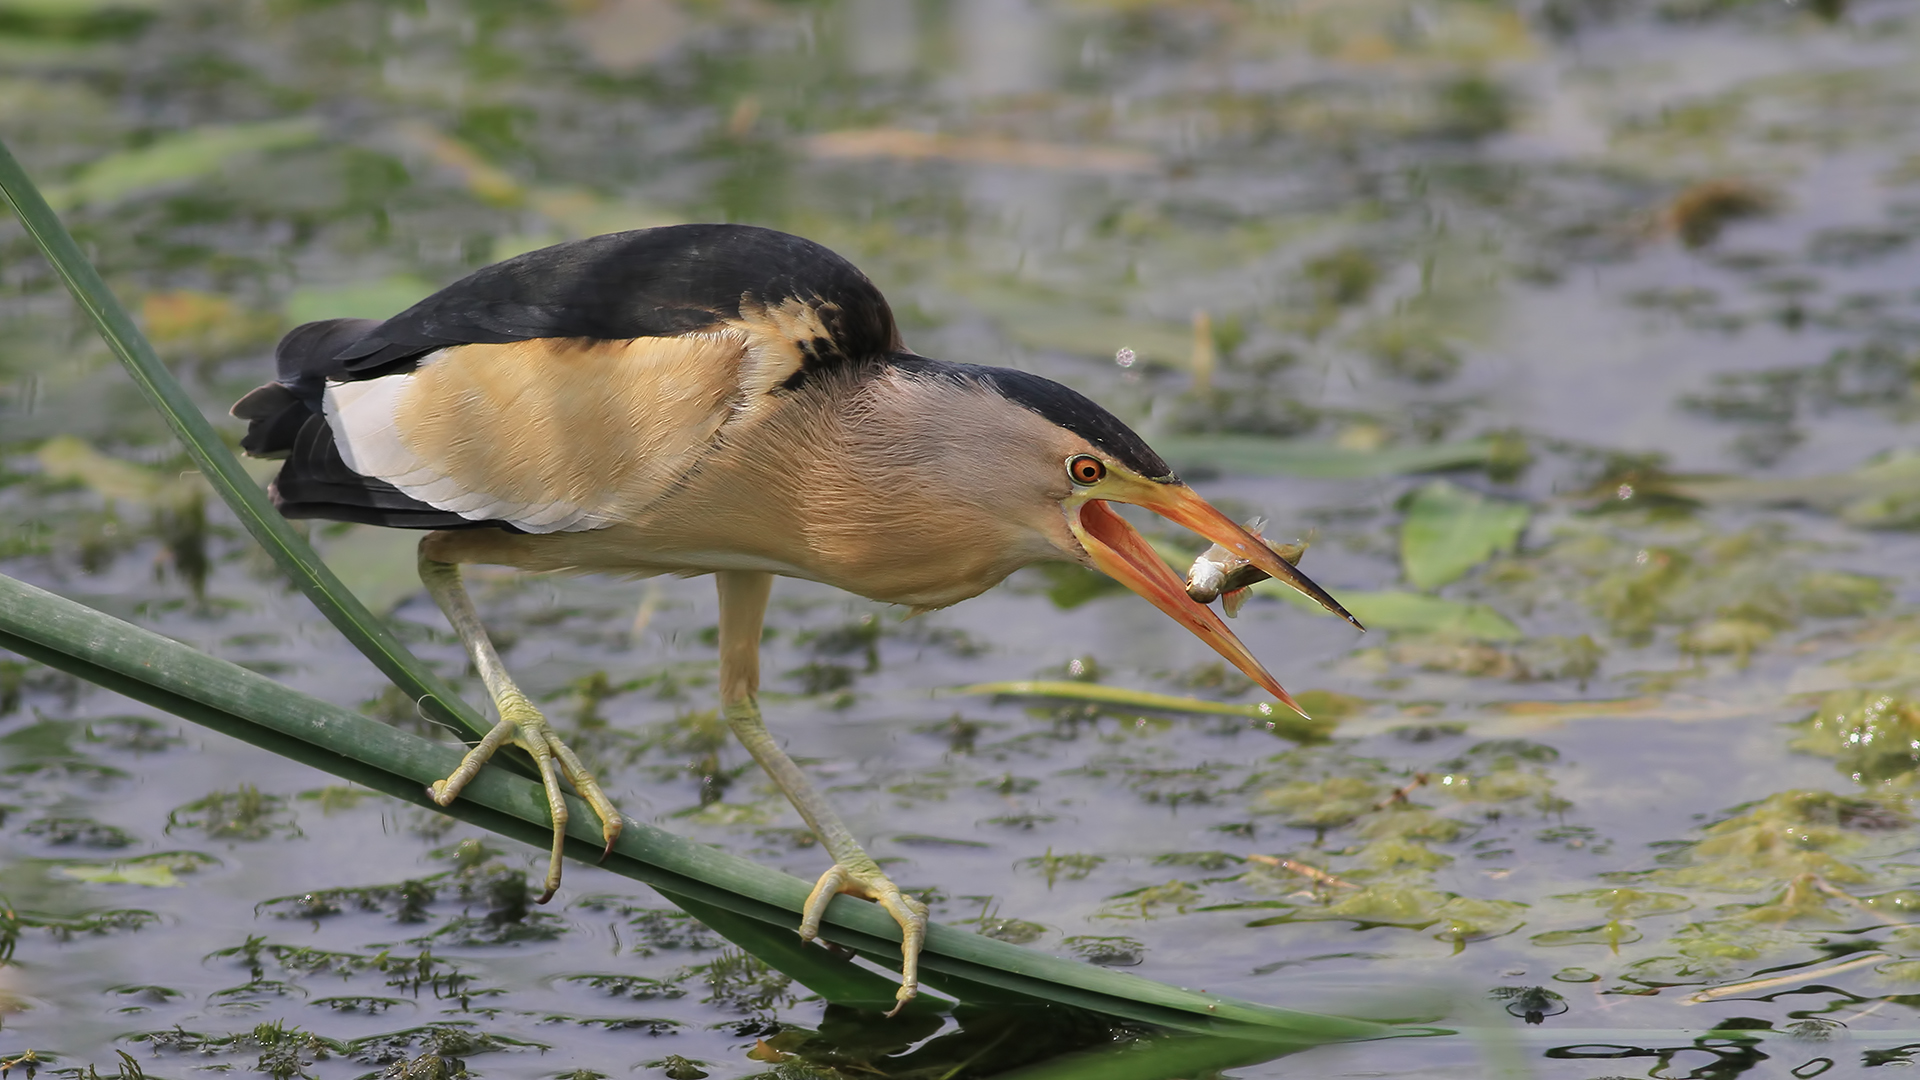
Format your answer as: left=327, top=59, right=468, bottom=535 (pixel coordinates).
left=889, top=355, right=1175, bottom=482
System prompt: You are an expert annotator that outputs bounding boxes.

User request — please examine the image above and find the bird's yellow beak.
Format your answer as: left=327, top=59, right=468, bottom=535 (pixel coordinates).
left=1068, top=483, right=1360, bottom=720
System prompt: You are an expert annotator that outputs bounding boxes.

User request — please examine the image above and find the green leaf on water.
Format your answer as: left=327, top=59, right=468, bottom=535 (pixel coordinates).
left=1150, top=435, right=1497, bottom=479
left=1399, top=480, right=1530, bottom=589
left=44, top=118, right=322, bottom=209
left=1552, top=888, right=1694, bottom=919
left=55, top=850, right=220, bottom=887
left=0, top=0, right=165, bottom=14
left=1248, top=885, right=1527, bottom=943
left=1256, top=583, right=1522, bottom=641
left=1251, top=776, right=1388, bottom=828
left=35, top=435, right=199, bottom=507
left=1790, top=690, right=1920, bottom=785
left=284, top=275, right=437, bottom=325
left=948, top=679, right=1296, bottom=718
left=945, top=680, right=1334, bottom=738
left=1530, top=921, right=1643, bottom=949
left=1660, top=451, right=1920, bottom=530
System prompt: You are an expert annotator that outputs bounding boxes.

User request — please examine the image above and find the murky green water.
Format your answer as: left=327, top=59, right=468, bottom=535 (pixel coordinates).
left=6, top=0, right=1920, bottom=1076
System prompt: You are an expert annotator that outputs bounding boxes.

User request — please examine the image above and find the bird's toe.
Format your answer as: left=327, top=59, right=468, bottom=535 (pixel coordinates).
left=800, top=860, right=927, bottom=1014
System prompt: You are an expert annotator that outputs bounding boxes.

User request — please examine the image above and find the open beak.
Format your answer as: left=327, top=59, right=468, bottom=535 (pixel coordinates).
left=1125, top=482, right=1362, bottom=629
left=1068, top=486, right=1361, bottom=721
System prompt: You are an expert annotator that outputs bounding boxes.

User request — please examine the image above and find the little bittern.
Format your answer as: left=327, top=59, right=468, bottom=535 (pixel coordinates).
left=234, top=224, right=1359, bottom=1013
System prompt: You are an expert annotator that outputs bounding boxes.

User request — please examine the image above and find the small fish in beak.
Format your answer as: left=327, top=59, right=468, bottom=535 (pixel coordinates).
left=1067, top=483, right=1359, bottom=719
left=1185, top=517, right=1310, bottom=619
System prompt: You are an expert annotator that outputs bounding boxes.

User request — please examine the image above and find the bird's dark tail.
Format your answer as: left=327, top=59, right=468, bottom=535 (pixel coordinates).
left=231, top=318, right=380, bottom=458
left=230, top=318, right=502, bottom=530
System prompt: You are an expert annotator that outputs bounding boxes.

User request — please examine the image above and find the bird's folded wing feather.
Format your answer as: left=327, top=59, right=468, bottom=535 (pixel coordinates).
left=253, top=224, right=905, bottom=534
left=326, top=330, right=782, bottom=534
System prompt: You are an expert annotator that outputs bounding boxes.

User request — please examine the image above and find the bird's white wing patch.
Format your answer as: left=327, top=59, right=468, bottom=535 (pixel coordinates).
left=324, top=334, right=750, bottom=533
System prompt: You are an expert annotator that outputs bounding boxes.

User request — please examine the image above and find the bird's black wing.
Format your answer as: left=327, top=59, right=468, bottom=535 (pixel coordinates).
left=334, top=223, right=902, bottom=381
left=235, top=224, right=904, bottom=530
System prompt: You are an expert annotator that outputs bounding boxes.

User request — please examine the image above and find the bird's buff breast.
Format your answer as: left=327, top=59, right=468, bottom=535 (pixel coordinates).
left=421, top=508, right=1052, bottom=611
left=404, top=350, right=1074, bottom=607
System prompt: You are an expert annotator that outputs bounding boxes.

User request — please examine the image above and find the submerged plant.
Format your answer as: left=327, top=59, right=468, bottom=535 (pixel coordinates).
left=1793, top=691, right=1920, bottom=785
left=167, top=785, right=300, bottom=841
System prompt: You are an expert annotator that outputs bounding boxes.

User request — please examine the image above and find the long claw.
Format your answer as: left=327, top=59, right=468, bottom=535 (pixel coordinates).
left=800, top=861, right=928, bottom=1014
left=429, top=718, right=516, bottom=806
left=547, top=735, right=622, bottom=861
left=714, top=573, right=925, bottom=1016
left=533, top=752, right=568, bottom=905
left=879, top=890, right=929, bottom=1017
left=426, top=698, right=622, bottom=906
left=800, top=863, right=849, bottom=943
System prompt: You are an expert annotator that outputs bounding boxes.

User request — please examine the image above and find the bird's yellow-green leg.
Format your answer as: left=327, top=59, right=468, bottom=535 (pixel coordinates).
left=418, top=548, right=622, bottom=902
left=716, top=570, right=927, bottom=1016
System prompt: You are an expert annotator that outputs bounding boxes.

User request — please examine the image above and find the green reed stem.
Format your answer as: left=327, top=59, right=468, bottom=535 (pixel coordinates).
left=0, top=137, right=492, bottom=747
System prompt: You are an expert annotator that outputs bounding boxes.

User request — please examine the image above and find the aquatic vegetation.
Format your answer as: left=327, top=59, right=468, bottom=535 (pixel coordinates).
left=1253, top=776, right=1392, bottom=829
left=1018, top=850, right=1106, bottom=889
left=167, top=785, right=300, bottom=842
left=698, top=949, right=795, bottom=1015
left=1793, top=691, right=1920, bottom=785
left=15, top=908, right=157, bottom=942
left=1398, top=480, right=1532, bottom=590
left=21, top=816, right=132, bottom=848
left=1063, top=935, right=1146, bottom=967
left=1608, top=791, right=1896, bottom=892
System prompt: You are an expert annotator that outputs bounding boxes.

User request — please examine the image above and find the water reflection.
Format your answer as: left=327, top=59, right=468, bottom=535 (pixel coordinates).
left=960, top=0, right=1051, bottom=99
left=845, top=0, right=917, bottom=80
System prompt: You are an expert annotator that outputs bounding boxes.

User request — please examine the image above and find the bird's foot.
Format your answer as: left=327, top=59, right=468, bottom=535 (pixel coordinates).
left=800, top=858, right=928, bottom=1016
left=428, top=691, right=622, bottom=903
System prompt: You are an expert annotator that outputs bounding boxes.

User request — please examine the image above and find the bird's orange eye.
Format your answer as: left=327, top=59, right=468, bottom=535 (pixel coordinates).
left=1068, top=455, right=1106, bottom=485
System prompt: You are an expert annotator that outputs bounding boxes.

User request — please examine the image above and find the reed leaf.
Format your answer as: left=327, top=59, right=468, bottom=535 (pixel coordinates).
left=0, top=137, right=492, bottom=747
left=948, top=680, right=1332, bottom=739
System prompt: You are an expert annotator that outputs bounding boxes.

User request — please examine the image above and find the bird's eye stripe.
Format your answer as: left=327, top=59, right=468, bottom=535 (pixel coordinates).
left=1068, top=455, right=1106, bottom=485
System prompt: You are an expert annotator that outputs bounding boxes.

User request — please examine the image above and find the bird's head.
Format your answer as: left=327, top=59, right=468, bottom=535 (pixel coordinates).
left=1052, top=447, right=1359, bottom=719
left=893, top=361, right=1362, bottom=719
